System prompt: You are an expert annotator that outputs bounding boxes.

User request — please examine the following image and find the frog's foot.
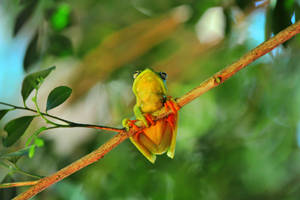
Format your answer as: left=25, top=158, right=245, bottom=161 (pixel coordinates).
left=164, top=97, right=180, bottom=114
left=127, top=120, right=139, bottom=131
left=144, top=113, right=155, bottom=126
left=123, top=119, right=144, bottom=137
left=122, top=119, right=138, bottom=131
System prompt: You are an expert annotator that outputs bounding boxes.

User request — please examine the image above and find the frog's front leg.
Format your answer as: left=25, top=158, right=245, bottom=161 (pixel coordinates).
left=122, top=105, right=155, bottom=132
left=133, top=105, right=155, bottom=127
left=122, top=118, right=139, bottom=131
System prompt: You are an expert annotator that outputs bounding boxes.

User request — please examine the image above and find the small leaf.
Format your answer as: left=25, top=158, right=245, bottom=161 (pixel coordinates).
left=26, top=126, right=47, bottom=146
left=21, top=66, right=56, bottom=103
left=47, top=34, right=73, bottom=57
left=34, top=138, right=44, bottom=147
left=13, top=0, right=38, bottom=36
left=0, top=110, right=9, bottom=121
left=46, top=86, right=72, bottom=111
left=2, top=116, right=35, bottom=147
left=28, top=145, right=36, bottom=158
left=24, top=33, right=40, bottom=72
left=50, top=3, right=71, bottom=31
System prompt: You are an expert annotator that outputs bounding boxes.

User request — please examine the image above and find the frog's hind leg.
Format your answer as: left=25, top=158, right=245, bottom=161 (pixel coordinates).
left=166, top=114, right=178, bottom=159
left=165, top=97, right=180, bottom=113
left=164, top=98, right=179, bottom=159
left=130, top=136, right=156, bottom=163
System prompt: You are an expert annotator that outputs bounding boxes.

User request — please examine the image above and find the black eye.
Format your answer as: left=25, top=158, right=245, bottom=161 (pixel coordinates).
left=133, top=70, right=141, bottom=79
left=159, top=72, right=167, bottom=80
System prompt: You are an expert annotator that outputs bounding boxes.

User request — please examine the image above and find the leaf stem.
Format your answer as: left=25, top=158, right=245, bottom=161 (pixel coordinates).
left=0, top=102, right=124, bottom=133
left=32, top=89, right=65, bottom=127
left=3, top=160, right=43, bottom=180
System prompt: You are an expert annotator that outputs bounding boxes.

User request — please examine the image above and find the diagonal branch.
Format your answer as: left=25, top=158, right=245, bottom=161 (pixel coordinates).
left=13, top=20, right=300, bottom=200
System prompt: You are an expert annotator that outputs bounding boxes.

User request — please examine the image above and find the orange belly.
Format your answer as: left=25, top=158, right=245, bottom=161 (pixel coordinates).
left=138, top=119, right=173, bottom=155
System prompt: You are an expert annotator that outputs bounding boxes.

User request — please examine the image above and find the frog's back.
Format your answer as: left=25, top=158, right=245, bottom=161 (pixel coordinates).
left=134, top=69, right=166, bottom=113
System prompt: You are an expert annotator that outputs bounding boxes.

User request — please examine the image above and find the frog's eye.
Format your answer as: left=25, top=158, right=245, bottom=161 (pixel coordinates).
left=159, top=72, right=167, bottom=80
left=133, top=71, right=141, bottom=79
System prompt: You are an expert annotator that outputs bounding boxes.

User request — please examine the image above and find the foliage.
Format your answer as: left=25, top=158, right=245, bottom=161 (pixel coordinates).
left=1, top=0, right=300, bottom=199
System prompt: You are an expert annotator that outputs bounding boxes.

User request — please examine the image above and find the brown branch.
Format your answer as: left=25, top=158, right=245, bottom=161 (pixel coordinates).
left=0, top=181, right=39, bottom=189
left=13, top=20, right=300, bottom=200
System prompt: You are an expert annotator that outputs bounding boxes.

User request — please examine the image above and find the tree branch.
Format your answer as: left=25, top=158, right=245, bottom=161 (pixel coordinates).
left=13, top=20, right=300, bottom=200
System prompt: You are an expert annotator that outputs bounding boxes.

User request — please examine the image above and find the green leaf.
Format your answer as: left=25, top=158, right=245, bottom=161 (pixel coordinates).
left=50, top=3, right=71, bottom=31
left=2, top=116, right=35, bottom=147
left=21, top=66, right=56, bottom=103
left=46, top=86, right=72, bottom=111
left=26, top=126, right=47, bottom=146
left=47, top=34, right=73, bottom=57
left=29, top=145, right=36, bottom=158
left=0, top=110, right=9, bottom=121
left=24, top=33, right=40, bottom=72
left=34, top=138, right=44, bottom=147
left=235, top=0, right=253, bottom=10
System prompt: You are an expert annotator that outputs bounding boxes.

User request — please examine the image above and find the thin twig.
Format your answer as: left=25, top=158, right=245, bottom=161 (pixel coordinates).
left=0, top=181, right=39, bottom=189
left=0, top=101, right=124, bottom=133
left=2, top=160, right=43, bottom=180
left=13, top=21, right=300, bottom=200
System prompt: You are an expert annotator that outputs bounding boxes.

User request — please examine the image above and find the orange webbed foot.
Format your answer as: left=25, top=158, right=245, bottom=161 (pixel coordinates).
left=126, top=120, right=139, bottom=131
left=126, top=120, right=144, bottom=137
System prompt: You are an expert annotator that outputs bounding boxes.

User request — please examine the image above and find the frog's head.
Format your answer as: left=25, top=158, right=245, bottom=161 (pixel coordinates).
left=132, top=68, right=167, bottom=97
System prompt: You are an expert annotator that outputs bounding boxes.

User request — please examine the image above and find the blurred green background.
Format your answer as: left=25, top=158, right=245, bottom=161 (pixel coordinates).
left=1, top=0, right=300, bottom=199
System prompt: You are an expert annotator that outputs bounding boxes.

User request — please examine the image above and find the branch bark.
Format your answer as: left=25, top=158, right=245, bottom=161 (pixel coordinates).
left=13, top=20, right=300, bottom=200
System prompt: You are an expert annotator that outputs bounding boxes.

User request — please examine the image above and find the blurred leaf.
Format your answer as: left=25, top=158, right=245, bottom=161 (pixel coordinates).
left=272, top=0, right=293, bottom=34
left=0, top=175, right=16, bottom=199
left=223, top=8, right=232, bottom=36
left=0, top=160, right=10, bottom=184
left=0, top=160, right=9, bottom=168
left=26, top=126, right=47, bottom=146
left=50, top=3, right=71, bottom=31
left=0, top=110, right=9, bottom=121
left=21, top=66, right=56, bottom=103
left=48, top=34, right=73, bottom=57
left=188, top=0, right=222, bottom=24
left=29, top=145, right=36, bottom=158
left=46, top=86, right=72, bottom=111
left=28, top=138, right=44, bottom=158
left=23, top=33, right=40, bottom=72
left=265, top=5, right=273, bottom=41
left=13, top=0, right=38, bottom=36
left=295, top=2, right=300, bottom=20
left=2, top=116, right=35, bottom=147
left=34, top=138, right=44, bottom=147
left=285, top=0, right=295, bottom=10
left=266, top=0, right=295, bottom=45
left=235, top=0, right=253, bottom=10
